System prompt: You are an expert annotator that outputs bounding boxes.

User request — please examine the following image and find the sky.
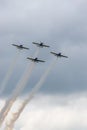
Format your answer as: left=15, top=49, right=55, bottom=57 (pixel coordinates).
left=0, top=0, right=87, bottom=130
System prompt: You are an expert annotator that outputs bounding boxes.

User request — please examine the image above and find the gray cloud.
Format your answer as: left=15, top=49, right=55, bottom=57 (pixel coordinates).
left=0, top=0, right=87, bottom=96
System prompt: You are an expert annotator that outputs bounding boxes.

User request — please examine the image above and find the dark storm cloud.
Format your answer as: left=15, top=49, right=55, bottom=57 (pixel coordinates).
left=0, top=0, right=87, bottom=96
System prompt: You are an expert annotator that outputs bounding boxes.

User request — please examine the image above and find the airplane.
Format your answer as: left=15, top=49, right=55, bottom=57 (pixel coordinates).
left=50, top=52, right=68, bottom=58
left=12, top=44, right=29, bottom=50
left=32, top=42, right=50, bottom=48
left=27, top=57, right=45, bottom=63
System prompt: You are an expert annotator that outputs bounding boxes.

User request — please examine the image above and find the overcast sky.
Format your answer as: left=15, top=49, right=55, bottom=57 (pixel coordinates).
left=0, top=0, right=87, bottom=130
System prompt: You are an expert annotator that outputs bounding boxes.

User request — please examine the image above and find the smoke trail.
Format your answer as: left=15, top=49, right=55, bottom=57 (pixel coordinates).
left=0, top=48, right=39, bottom=127
left=0, top=63, right=35, bottom=127
left=0, top=51, right=20, bottom=96
left=5, top=58, right=57, bottom=130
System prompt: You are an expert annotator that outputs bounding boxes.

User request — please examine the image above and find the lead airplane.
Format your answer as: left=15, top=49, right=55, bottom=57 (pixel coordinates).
left=27, top=57, right=45, bottom=63
left=32, top=42, right=50, bottom=48
left=12, top=44, right=29, bottom=50
left=50, top=52, right=68, bottom=58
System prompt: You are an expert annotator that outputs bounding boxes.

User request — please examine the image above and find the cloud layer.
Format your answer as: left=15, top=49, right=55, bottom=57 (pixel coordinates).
left=2, top=93, right=87, bottom=130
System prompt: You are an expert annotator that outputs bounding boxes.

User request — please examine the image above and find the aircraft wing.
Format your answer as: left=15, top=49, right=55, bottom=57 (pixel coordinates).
left=36, top=59, right=45, bottom=62
left=61, top=55, right=68, bottom=58
left=32, top=42, right=39, bottom=45
left=50, top=52, right=57, bottom=56
left=43, top=44, right=50, bottom=47
left=23, top=46, right=29, bottom=50
left=12, top=44, right=18, bottom=47
left=27, top=57, right=34, bottom=61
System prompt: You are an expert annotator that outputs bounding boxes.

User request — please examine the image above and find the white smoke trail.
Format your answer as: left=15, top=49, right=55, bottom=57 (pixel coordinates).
left=5, top=58, right=57, bottom=130
left=0, top=63, right=35, bottom=127
left=0, top=48, right=39, bottom=127
left=0, top=51, right=20, bottom=96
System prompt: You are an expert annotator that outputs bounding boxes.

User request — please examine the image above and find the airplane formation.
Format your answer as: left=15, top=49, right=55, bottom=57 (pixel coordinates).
left=12, top=42, right=68, bottom=63
left=0, top=42, right=68, bottom=129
